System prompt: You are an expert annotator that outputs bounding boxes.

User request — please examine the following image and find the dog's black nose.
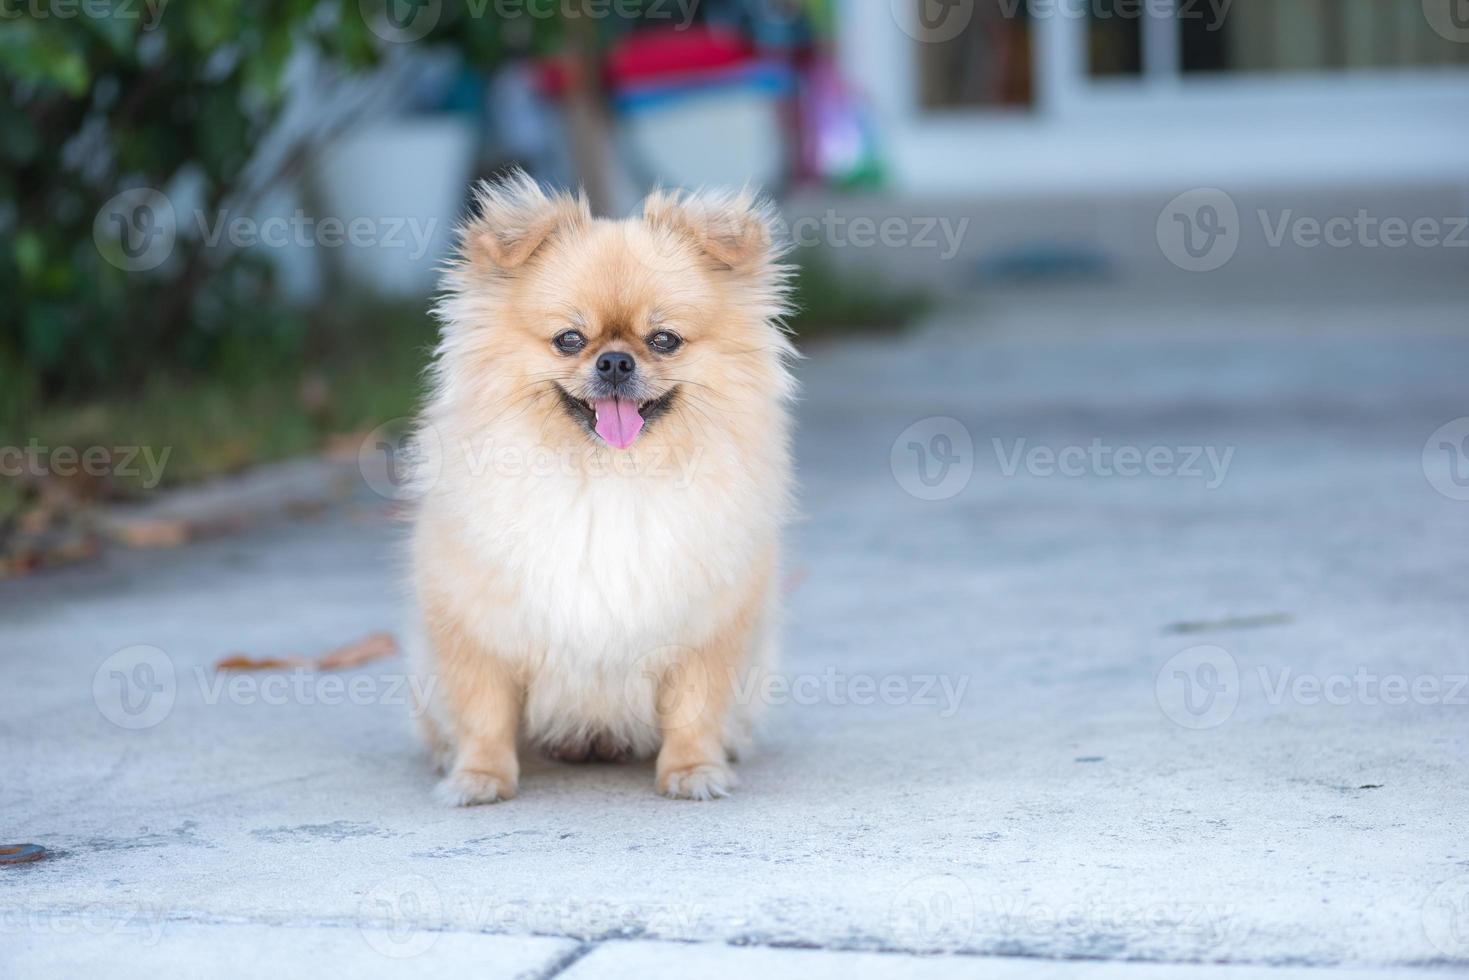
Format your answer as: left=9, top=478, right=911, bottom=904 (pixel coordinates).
left=596, top=351, right=636, bottom=385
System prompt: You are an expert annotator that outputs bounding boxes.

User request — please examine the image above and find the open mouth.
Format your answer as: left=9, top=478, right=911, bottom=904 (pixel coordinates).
left=556, top=385, right=678, bottom=450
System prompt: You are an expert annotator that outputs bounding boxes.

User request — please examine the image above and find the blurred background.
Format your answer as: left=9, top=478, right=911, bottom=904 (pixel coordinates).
left=3, top=0, right=1468, bottom=569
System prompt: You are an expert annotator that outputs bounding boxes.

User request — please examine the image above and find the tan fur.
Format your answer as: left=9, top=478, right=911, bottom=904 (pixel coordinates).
left=409, top=171, right=795, bottom=804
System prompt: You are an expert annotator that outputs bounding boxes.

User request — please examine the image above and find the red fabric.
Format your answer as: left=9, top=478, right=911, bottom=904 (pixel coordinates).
left=535, top=26, right=759, bottom=100
left=605, top=26, right=756, bottom=86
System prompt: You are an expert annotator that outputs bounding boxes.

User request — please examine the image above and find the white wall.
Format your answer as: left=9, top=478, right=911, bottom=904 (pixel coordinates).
left=840, top=3, right=1469, bottom=195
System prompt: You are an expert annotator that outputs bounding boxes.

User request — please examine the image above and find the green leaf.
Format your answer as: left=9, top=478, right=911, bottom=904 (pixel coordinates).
left=14, top=231, right=45, bottom=281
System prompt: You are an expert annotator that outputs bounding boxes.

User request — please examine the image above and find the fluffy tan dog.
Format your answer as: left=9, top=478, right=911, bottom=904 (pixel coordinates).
left=407, top=172, right=795, bottom=804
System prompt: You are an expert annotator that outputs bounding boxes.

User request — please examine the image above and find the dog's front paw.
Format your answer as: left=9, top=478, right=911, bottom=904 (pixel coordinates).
left=434, top=768, right=517, bottom=806
left=658, top=762, right=737, bottom=801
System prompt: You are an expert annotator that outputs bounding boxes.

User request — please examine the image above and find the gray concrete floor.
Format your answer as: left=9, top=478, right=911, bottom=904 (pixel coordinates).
left=3, top=285, right=1468, bottom=978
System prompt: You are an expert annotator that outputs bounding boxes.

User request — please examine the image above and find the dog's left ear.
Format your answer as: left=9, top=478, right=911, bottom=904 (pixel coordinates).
left=464, top=169, right=590, bottom=270
left=642, top=188, right=785, bottom=273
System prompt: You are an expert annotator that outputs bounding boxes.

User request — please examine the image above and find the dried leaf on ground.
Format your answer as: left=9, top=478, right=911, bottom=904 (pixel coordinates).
left=317, top=631, right=398, bottom=669
left=217, top=631, right=398, bottom=672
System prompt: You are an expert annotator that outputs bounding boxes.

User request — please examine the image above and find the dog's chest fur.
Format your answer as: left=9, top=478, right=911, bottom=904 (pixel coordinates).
left=419, top=444, right=780, bottom=757
left=427, top=439, right=780, bottom=664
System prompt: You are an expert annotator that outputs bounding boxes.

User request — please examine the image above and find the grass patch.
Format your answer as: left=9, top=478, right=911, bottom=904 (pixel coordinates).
left=2, top=302, right=437, bottom=510
left=786, top=256, right=933, bottom=338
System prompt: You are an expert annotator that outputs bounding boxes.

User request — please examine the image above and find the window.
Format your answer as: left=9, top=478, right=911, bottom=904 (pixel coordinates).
left=917, top=0, right=1035, bottom=108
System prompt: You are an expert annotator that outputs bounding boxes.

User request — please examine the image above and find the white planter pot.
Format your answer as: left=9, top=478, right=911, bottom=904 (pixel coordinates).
left=312, top=117, right=478, bottom=297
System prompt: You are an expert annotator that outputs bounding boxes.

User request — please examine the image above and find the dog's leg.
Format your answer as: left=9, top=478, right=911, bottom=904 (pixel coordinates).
left=426, top=612, right=523, bottom=806
left=655, top=642, right=739, bottom=800
left=414, top=704, right=455, bottom=775
left=656, top=554, right=777, bottom=800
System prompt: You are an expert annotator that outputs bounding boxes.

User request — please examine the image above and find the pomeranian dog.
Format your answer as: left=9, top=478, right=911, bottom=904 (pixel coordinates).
left=407, top=171, right=795, bottom=804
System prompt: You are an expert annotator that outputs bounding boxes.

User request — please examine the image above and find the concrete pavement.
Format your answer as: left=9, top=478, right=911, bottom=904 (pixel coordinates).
left=3, top=285, right=1468, bottom=977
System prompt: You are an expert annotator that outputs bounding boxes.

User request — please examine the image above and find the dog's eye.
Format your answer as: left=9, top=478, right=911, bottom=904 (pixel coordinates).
left=646, top=330, right=683, bottom=354
left=553, top=330, right=586, bottom=354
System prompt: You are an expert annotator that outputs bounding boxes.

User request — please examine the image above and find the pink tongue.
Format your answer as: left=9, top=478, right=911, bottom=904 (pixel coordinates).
left=593, top=397, right=644, bottom=449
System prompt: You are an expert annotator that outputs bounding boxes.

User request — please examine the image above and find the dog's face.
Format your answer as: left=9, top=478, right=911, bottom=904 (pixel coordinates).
left=436, top=175, right=795, bottom=455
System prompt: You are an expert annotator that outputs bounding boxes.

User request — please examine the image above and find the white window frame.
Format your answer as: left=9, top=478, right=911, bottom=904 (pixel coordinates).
left=843, top=1, right=1469, bottom=194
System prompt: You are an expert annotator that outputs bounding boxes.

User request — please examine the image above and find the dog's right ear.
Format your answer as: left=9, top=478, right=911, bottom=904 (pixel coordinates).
left=463, top=170, right=589, bottom=270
